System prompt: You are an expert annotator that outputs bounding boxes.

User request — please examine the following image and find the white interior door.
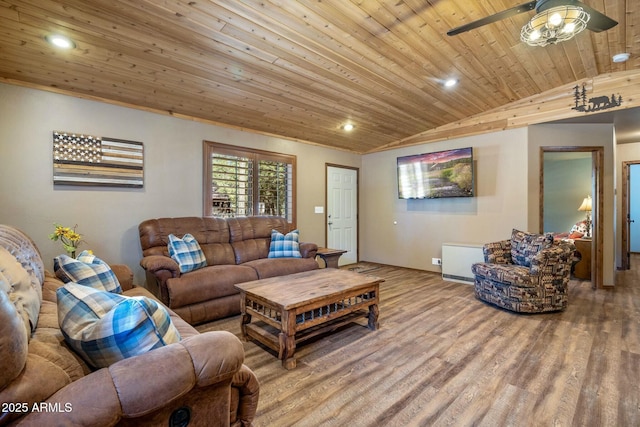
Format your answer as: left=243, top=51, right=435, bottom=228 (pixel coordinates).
left=326, top=166, right=358, bottom=265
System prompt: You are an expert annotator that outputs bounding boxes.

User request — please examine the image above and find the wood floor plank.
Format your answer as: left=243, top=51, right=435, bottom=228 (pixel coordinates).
left=477, top=384, right=537, bottom=427
left=618, top=350, right=640, bottom=426
left=197, top=258, right=640, bottom=426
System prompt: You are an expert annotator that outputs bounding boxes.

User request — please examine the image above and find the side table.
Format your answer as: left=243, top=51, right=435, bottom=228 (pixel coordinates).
left=573, top=238, right=591, bottom=280
left=316, top=247, right=347, bottom=268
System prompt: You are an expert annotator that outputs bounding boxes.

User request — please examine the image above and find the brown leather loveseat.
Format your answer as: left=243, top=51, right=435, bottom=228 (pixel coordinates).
left=0, top=225, right=259, bottom=426
left=139, top=216, right=319, bottom=325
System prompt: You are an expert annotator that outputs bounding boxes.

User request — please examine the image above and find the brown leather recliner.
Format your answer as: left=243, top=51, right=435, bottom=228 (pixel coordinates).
left=139, top=216, right=319, bottom=325
left=0, top=225, right=259, bottom=426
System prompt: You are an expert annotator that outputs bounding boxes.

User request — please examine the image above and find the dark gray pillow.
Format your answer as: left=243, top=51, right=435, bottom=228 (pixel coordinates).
left=510, top=229, right=553, bottom=267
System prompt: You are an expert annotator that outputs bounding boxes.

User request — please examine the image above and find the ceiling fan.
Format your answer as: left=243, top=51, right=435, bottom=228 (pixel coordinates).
left=447, top=0, right=618, bottom=45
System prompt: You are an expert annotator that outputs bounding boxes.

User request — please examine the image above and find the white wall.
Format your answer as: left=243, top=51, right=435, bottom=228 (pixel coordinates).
left=360, top=128, right=529, bottom=272
left=0, top=83, right=360, bottom=284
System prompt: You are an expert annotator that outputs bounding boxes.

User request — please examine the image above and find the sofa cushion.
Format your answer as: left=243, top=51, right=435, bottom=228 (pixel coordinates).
left=510, top=229, right=553, bottom=267
left=168, top=233, right=208, bottom=273
left=244, top=257, right=319, bottom=279
left=0, top=225, right=45, bottom=286
left=229, top=216, right=289, bottom=264
left=268, top=229, right=302, bottom=258
left=57, top=283, right=181, bottom=368
left=31, top=299, right=89, bottom=380
left=471, top=262, right=533, bottom=287
left=166, top=265, right=258, bottom=307
left=0, top=288, right=29, bottom=389
left=139, top=217, right=237, bottom=266
left=0, top=246, right=41, bottom=333
left=54, top=251, right=122, bottom=293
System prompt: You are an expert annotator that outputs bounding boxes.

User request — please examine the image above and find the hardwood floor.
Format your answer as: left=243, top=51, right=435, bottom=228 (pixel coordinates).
left=197, top=260, right=640, bottom=427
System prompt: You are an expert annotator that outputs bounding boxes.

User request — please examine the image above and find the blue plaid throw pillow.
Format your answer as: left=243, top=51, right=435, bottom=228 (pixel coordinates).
left=168, top=233, right=207, bottom=273
left=268, top=229, right=302, bottom=258
left=54, top=250, right=122, bottom=293
left=56, top=283, right=181, bottom=368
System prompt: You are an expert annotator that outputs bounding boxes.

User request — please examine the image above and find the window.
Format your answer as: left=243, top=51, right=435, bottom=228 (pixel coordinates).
left=203, top=141, right=296, bottom=226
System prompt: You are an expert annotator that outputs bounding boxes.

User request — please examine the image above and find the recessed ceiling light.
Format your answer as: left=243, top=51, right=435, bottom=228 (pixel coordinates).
left=342, top=123, right=354, bottom=131
left=45, top=34, right=76, bottom=49
left=444, top=78, right=458, bottom=88
left=612, top=53, right=630, bottom=63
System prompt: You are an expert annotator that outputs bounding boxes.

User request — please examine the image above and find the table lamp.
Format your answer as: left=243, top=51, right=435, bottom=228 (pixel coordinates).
left=578, top=195, right=592, bottom=238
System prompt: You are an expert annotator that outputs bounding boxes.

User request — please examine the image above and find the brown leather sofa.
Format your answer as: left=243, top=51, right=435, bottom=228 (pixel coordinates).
left=0, top=225, right=259, bottom=427
left=139, top=216, right=319, bottom=325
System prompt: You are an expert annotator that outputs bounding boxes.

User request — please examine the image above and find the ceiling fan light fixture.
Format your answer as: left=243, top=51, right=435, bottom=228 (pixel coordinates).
left=521, top=5, right=590, bottom=47
left=529, top=30, right=542, bottom=41
left=548, top=12, right=563, bottom=27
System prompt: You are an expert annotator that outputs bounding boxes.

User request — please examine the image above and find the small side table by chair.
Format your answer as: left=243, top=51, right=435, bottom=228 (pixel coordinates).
left=573, top=238, right=592, bottom=280
left=316, top=247, right=347, bottom=268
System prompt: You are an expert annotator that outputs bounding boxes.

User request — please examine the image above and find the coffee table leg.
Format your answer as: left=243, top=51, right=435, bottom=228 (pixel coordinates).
left=279, top=311, right=297, bottom=369
left=240, top=313, right=252, bottom=341
left=368, top=304, right=379, bottom=330
left=239, top=293, right=251, bottom=341
left=278, top=332, right=297, bottom=369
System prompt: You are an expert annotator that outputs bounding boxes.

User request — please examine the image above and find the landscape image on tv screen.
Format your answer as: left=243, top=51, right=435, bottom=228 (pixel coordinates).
left=397, top=147, right=474, bottom=199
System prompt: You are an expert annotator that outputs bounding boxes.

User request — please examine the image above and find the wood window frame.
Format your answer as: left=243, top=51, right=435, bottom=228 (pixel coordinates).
left=203, top=141, right=297, bottom=228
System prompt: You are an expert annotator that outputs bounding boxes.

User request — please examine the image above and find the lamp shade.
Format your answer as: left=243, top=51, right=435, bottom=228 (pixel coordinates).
left=578, top=195, right=592, bottom=212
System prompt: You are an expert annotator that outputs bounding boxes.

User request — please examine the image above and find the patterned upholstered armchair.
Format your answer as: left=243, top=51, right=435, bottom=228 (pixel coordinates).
left=471, top=229, right=576, bottom=313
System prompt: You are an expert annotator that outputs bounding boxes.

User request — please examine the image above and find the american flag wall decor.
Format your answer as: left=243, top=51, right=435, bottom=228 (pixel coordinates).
left=53, top=131, right=144, bottom=188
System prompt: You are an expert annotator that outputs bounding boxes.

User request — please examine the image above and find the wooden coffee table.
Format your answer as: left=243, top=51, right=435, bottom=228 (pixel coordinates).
left=235, top=268, right=384, bottom=369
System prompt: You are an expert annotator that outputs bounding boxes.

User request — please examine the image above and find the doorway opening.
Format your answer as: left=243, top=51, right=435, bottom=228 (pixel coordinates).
left=621, top=161, right=640, bottom=270
left=540, top=147, right=604, bottom=288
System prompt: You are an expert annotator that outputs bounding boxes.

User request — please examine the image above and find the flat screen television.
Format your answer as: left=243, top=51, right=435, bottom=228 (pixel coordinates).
left=397, top=147, right=474, bottom=199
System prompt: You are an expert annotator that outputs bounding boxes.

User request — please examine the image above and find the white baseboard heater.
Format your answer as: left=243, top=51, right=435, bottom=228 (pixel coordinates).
left=442, top=242, right=485, bottom=284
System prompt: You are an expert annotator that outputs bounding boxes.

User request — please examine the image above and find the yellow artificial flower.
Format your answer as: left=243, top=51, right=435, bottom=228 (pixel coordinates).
left=49, top=223, right=84, bottom=257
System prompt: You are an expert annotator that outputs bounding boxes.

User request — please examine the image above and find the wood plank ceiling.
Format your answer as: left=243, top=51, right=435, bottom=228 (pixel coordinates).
left=0, top=0, right=636, bottom=153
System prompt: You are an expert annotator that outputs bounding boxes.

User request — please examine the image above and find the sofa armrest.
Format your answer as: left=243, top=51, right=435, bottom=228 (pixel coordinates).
left=140, top=255, right=180, bottom=279
left=231, top=365, right=260, bottom=427
left=530, top=241, right=576, bottom=276
left=16, top=331, right=244, bottom=426
left=110, top=264, right=134, bottom=291
left=45, top=265, right=134, bottom=294
left=299, top=242, right=318, bottom=259
left=483, top=239, right=512, bottom=264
